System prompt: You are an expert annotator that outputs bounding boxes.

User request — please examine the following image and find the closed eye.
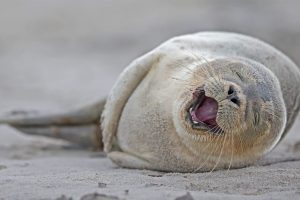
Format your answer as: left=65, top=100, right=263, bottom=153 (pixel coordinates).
left=235, top=71, right=244, bottom=81
left=253, top=111, right=260, bottom=126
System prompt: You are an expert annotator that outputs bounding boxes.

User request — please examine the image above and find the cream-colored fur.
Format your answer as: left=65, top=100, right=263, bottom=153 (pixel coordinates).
left=102, top=32, right=300, bottom=172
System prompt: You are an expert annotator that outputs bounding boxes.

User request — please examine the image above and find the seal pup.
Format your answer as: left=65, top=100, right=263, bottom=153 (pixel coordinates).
left=1, top=32, right=300, bottom=172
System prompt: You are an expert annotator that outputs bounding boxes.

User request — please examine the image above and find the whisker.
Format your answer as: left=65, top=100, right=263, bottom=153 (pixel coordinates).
left=193, top=128, right=223, bottom=173
left=171, top=57, right=203, bottom=79
left=181, top=48, right=215, bottom=78
left=171, top=76, right=198, bottom=88
left=204, top=133, right=227, bottom=177
left=185, top=48, right=216, bottom=77
left=226, top=133, right=234, bottom=174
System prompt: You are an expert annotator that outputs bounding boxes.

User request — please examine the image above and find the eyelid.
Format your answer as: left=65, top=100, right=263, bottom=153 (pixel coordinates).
left=254, top=111, right=260, bottom=126
left=235, top=71, right=244, bottom=81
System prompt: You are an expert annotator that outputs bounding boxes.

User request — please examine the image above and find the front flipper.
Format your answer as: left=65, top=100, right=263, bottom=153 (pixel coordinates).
left=108, top=151, right=152, bottom=169
left=102, top=50, right=163, bottom=152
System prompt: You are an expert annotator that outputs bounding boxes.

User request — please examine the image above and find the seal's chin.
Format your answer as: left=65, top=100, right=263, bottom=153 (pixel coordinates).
left=188, top=89, right=222, bottom=134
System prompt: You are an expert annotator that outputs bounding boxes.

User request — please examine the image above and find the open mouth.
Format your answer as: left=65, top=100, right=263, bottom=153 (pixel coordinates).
left=188, top=88, right=223, bottom=134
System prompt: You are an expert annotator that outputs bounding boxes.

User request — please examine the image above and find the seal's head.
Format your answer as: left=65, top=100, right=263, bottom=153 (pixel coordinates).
left=174, top=58, right=286, bottom=171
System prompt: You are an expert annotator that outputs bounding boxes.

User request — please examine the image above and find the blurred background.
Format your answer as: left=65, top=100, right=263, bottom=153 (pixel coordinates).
left=0, top=0, right=299, bottom=114
left=0, top=1, right=300, bottom=198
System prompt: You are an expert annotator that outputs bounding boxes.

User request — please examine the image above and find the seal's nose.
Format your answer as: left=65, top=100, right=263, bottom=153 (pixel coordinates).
left=227, top=85, right=240, bottom=106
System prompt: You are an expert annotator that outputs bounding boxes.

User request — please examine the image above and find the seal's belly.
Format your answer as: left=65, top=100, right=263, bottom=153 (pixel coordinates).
left=116, top=65, right=198, bottom=171
left=116, top=66, right=175, bottom=162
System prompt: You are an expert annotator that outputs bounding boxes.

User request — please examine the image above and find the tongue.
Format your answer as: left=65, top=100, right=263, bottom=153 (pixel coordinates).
left=195, top=97, right=218, bottom=125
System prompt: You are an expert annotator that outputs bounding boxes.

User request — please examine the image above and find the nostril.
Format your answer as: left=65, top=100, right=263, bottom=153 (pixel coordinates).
left=231, top=97, right=240, bottom=106
left=227, top=85, right=240, bottom=106
left=228, top=85, right=235, bottom=95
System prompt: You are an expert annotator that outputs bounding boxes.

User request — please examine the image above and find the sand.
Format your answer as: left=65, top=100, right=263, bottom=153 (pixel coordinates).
left=0, top=0, right=300, bottom=199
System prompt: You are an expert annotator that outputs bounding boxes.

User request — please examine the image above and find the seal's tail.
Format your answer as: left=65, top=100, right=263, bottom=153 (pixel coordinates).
left=0, top=100, right=106, bottom=150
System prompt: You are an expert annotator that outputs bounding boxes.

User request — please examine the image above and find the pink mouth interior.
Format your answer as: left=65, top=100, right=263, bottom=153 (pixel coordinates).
left=190, top=96, right=218, bottom=126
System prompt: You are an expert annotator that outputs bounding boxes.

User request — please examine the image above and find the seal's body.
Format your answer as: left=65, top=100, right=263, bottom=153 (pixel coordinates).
left=2, top=32, right=300, bottom=172
left=102, top=32, right=300, bottom=172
